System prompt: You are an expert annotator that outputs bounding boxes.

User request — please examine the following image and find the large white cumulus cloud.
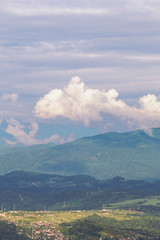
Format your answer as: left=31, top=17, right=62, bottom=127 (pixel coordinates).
left=35, top=76, right=123, bottom=125
left=34, top=77, right=160, bottom=128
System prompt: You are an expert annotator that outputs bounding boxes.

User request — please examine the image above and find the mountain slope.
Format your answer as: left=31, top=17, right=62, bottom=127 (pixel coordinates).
left=1, top=170, right=160, bottom=211
left=0, top=128, right=160, bottom=180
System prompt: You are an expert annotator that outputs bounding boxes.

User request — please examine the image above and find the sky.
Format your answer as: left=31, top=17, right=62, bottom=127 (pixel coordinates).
left=1, top=0, right=160, bottom=146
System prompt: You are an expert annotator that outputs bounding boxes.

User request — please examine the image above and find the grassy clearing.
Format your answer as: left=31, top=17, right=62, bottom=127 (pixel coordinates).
left=0, top=209, right=144, bottom=225
left=105, top=196, right=160, bottom=209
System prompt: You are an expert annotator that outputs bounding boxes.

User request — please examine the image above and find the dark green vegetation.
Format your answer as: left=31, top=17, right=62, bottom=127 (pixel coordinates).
left=1, top=128, right=160, bottom=180
left=61, top=213, right=160, bottom=240
left=61, top=215, right=103, bottom=240
left=1, top=171, right=160, bottom=212
left=0, top=221, right=29, bottom=240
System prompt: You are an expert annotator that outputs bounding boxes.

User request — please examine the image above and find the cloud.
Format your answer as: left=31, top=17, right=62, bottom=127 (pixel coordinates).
left=4, top=138, right=17, bottom=146
left=2, top=0, right=160, bottom=18
left=35, top=76, right=108, bottom=125
left=2, top=93, right=18, bottom=102
left=6, top=7, right=110, bottom=16
left=143, top=128, right=153, bottom=137
left=5, top=119, right=73, bottom=146
left=1, top=0, right=160, bottom=126
left=1, top=0, right=115, bottom=17
left=34, top=76, right=160, bottom=128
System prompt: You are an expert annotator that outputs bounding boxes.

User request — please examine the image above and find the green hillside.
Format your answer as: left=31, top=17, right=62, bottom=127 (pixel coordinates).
left=1, top=128, right=160, bottom=180
left=1, top=170, right=160, bottom=211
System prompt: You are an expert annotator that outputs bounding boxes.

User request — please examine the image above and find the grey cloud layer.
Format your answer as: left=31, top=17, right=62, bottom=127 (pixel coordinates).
left=2, top=0, right=160, bottom=16
left=0, top=0, right=160, bottom=127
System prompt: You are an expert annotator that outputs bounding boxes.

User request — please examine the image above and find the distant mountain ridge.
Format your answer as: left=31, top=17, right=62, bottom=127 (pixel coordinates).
left=0, top=128, right=160, bottom=180
left=1, top=170, right=160, bottom=211
left=0, top=170, right=152, bottom=191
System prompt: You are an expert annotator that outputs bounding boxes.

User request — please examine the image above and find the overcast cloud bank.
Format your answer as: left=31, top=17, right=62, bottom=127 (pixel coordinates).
left=0, top=0, right=160, bottom=141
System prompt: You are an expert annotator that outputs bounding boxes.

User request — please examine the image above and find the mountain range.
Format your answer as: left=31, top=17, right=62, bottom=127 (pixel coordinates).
left=0, top=128, right=160, bottom=180
left=0, top=170, right=160, bottom=211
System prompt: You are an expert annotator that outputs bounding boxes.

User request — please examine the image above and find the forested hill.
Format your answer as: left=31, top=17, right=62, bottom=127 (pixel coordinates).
left=1, top=170, right=160, bottom=211
left=0, top=170, right=158, bottom=192
left=1, top=128, right=160, bottom=180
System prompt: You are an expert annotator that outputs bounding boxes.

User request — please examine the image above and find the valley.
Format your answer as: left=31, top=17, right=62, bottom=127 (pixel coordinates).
left=1, top=209, right=160, bottom=239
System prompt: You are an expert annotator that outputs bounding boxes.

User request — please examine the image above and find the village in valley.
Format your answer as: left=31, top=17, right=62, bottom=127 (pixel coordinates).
left=1, top=208, right=160, bottom=240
